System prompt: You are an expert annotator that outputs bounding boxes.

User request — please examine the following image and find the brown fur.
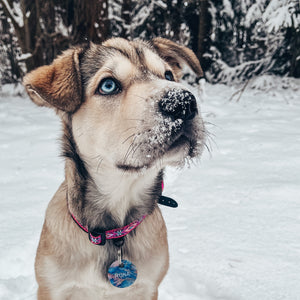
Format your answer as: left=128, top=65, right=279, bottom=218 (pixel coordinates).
left=24, top=48, right=84, bottom=112
left=23, top=38, right=205, bottom=300
left=152, top=37, right=203, bottom=80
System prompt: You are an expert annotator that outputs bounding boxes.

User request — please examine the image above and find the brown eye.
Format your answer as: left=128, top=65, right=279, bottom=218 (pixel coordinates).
left=165, top=71, right=174, bottom=81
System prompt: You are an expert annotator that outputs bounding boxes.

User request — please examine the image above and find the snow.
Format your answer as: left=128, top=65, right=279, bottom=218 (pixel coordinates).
left=154, top=0, right=167, bottom=9
left=244, top=3, right=263, bottom=28
left=262, top=0, right=300, bottom=32
left=206, top=58, right=267, bottom=85
left=17, top=53, right=32, bottom=61
left=1, top=79, right=300, bottom=299
left=55, top=17, right=71, bottom=37
left=220, top=0, right=234, bottom=19
left=1, top=0, right=24, bottom=28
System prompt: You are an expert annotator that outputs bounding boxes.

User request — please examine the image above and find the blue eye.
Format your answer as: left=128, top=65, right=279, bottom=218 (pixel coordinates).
left=165, top=71, right=174, bottom=81
left=98, top=78, right=121, bottom=95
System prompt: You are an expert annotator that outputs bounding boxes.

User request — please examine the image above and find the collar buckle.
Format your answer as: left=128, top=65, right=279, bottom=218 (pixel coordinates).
left=89, top=231, right=106, bottom=245
left=158, top=195, right=178, bottom=208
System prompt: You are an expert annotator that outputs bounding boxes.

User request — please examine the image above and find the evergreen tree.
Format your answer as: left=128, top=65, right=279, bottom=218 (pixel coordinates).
left=205, top=0, right=300, bottom=83
left=0, top=0, right=299, bottom=84
left=0, top=0, right=110, bottom=75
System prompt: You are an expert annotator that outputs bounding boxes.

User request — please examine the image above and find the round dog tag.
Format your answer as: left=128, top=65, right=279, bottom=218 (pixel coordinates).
left=108, top=259, right=137, bottom=288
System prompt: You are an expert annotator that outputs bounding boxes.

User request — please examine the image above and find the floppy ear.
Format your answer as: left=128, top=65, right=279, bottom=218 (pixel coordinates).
left=152, top=37, right=203, bottom=81
left=23, top=48, right=84, bottom=112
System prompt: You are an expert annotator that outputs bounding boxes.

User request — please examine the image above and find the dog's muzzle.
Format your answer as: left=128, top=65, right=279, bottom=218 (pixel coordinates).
left=117, top=88, right=203, bottom=171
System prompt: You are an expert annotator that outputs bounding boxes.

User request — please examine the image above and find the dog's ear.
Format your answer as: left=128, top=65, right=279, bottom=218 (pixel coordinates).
left=152, top=37, right=203, bottom=81
left=23, top=48, right=84, bottom=112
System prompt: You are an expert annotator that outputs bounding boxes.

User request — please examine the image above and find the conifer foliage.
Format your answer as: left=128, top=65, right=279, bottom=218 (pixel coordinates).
left=0, top=0, right=299, bottom=85
left=206, top=0, right=300, bottom=83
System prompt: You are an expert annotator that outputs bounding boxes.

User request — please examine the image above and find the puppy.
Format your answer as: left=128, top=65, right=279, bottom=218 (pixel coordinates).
left=23, top=38, right=206, bottom=300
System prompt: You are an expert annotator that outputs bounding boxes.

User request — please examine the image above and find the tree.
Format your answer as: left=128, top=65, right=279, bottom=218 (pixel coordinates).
left=205, top=0, right=300, bottom=83
left=1, top=0, right=299, bottom=84
left=260, top=0, right=300, bottom=77
left=110, top=0, right=169, bottom=40
left=0, top=0, right=110, bottom=74
left=0, top=10, right=23, bottom=83
left=183, top=0, right=211, bottom=71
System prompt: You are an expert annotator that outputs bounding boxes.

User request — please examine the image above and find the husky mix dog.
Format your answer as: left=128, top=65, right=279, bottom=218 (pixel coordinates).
left=23, top=37, right=206, bottom=300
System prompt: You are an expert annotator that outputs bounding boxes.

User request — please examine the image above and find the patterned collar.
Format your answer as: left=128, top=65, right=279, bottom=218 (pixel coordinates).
left=69, top=181, right=176, bottom=246
left=70, top=212, right=146, bottom=246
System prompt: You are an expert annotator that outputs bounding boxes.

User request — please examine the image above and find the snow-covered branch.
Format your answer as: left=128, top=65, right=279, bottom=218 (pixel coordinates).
left=0, top=0, right=24, bottom=28
left=262, top=0, right=299, bottom=32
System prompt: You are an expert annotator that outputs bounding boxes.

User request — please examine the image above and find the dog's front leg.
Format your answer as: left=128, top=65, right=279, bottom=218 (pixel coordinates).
left=151, top=290, right=158, bottom=300
left=37, top=286, right=51, bottom=300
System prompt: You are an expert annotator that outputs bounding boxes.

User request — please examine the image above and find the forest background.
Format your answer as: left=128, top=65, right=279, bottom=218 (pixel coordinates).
left=1, top=2, right=300, bottom=299
left=0, top=0, right=299, bottom=86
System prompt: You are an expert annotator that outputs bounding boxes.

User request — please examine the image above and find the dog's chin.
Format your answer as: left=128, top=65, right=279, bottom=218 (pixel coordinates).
left=116, top=135, right=199, bottom=173
left=160, top=135, right=199, bottom=167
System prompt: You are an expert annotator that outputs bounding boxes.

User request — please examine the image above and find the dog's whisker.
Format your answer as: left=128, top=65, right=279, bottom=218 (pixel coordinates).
left=122, top=146, right=133, bottom=165
left=204, top=142, right=212, bottom=157
left=204, top=130, right=217, bottom=151
left=125, top=118, right=144, bottom=122
left=204, top=129, right=216, bottom=138
left=122, top=126, right=137, bottom=134
left=123, top=138, right=137, bottom=164
left=204, top=120, right=219, bottom=129
left=96, top=157, right=104, bottom=172
left=122, top=140, right=142, bottom=167
left=122, top=133, right=136, bottom=144
left=126, top=93, right=148, bottom=102
left=130, top=143, right=143, bottom=160
left=88, top=153, right=103, bottom=160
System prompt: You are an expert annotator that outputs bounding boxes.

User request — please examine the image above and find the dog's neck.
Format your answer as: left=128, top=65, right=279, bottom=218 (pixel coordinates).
left=90, top=163, right=161, bottom=218
left=63, top=123, right=163, bottom=233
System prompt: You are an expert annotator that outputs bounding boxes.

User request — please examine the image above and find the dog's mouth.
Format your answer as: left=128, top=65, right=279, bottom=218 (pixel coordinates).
left=116, top=163, right=150, bottom=172
left=165, top=132, right=200, bottom=159
left=116, top=131, right=200, bottom=172
left=168, top=134, right=189, bottom=151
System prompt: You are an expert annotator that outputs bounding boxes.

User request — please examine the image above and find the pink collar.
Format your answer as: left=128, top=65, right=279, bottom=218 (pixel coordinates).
left=70, top=181, right=167, bottom=246
left=71, top=213, right=146, bottom=246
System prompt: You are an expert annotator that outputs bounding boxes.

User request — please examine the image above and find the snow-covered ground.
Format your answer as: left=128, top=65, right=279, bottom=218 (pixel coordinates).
left=0, top=79, right=300, bottom=300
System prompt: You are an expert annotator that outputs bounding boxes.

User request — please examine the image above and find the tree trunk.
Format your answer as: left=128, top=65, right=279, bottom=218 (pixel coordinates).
left=166, top=0, right=182, bottom=42
left=72, top=0, right=110, bottom=44
left=121, top=0, right=132, bottom=38
left=290, top=28, right=300, bottom=78
left=99, top=0, right=109, bottom=41
left=197, top=0, right=208, bottom=62
left=197, top=0, right=209, bottom=70
left=0, top=0, right=47, bottom=71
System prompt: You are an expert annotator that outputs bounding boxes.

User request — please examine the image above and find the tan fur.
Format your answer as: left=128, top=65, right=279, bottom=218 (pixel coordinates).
left=35, top=183, right=169, bottom=300
left=23, top=49, right=84, bottom=112
left=23, top=38, right=205, bottom=300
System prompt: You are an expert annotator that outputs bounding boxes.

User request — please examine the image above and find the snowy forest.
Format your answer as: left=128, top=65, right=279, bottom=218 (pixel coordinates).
left=0, top=0, right=300, bottom=86
left=1, top=1, right=300, bottom=300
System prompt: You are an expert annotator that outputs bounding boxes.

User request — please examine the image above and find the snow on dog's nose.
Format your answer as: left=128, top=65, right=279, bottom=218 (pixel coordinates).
left=159, top=89, right=198, bottom=121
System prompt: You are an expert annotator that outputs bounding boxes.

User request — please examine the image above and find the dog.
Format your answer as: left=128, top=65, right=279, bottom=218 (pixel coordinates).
left=23, top=37, right=206, bottom=300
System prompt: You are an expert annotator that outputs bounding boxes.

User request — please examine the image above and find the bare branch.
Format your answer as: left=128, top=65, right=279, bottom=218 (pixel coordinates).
left=229, top=79, right=251, bottom=102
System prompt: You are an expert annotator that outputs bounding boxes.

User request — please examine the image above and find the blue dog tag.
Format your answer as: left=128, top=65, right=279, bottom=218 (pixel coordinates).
left=108, top=259, right=137, bottom=288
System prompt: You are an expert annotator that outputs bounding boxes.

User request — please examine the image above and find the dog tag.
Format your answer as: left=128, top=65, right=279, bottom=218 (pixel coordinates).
left=108, top=259, right=137, bottom=288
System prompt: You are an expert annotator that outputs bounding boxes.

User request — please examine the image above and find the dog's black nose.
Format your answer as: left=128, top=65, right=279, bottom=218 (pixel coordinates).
left=159, top=89, right=198, bottom=121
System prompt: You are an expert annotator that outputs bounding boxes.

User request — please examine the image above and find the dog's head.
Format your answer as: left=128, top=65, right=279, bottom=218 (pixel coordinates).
left=24, top=38, right=205, bottom=173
